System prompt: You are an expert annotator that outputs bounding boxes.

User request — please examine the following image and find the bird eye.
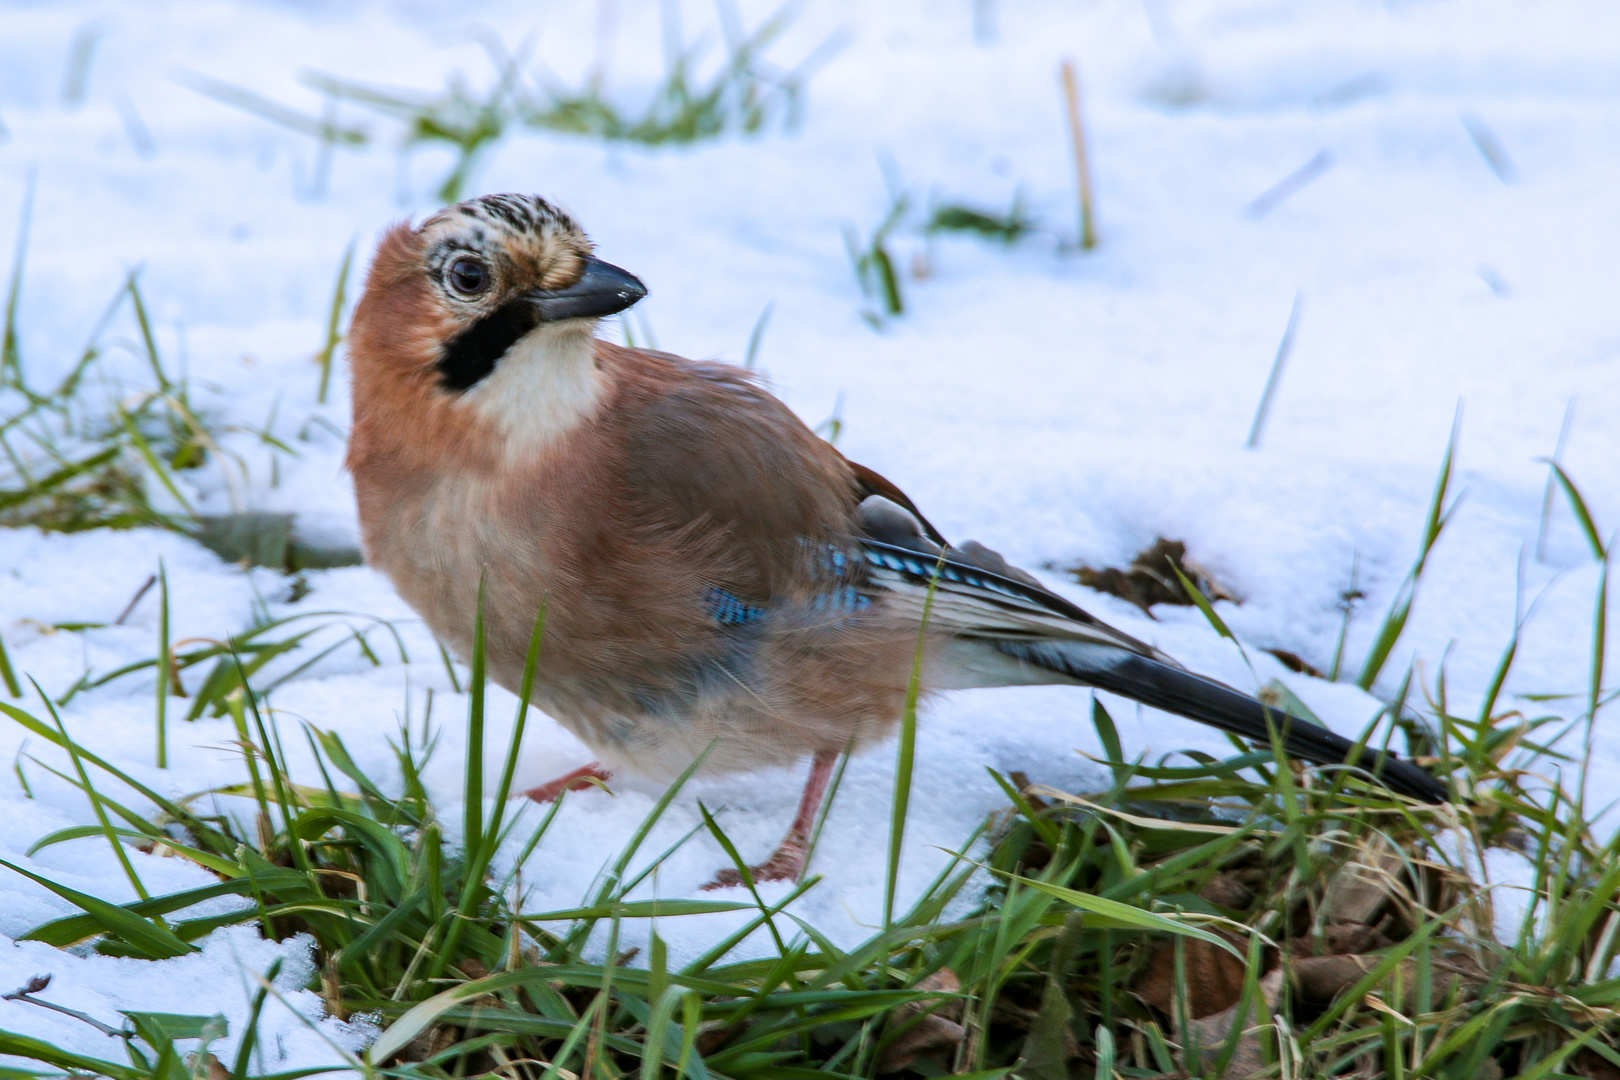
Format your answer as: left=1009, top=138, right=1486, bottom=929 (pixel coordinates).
left=446, top=256, right=489, bottom=298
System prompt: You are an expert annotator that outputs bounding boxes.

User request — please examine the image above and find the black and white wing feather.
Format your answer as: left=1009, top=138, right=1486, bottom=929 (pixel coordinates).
left=853, top=497, right=1448, bottom=804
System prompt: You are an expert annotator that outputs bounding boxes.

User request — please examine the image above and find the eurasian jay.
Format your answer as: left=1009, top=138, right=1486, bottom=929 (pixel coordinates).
left=345, top=193, right=1447, bottom=888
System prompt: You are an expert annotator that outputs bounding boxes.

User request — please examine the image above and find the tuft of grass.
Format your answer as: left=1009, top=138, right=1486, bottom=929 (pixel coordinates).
left=277, top=4, right=841, bottom=203
left=2, top=266, right=230, bottom=533
left=1, top=215, right=357, bottom=570
left=845, top=187, right=911, bottom=326
left=847, top=176, right=1040, bottom=326
left=301, top=49, right=524, bottom=205
left=925, top=191, right=1034, bottom=245
left=525, top=2, right=826, bottom=148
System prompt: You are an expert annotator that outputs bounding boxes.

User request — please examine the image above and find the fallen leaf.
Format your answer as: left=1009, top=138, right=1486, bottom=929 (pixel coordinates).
left=1016, top=969, right=1079, bottom=1080
left=1178, top=968, right=1284, bottom=1079
left=1134, top=931, right=1253, bottom=1019
left=878, top=969, right=966, bottom=1074
left=185, top=1052, right=230, bottom=1080
left=1067, top=538, right=1237, bottom=616
left=1291, top=952, right=1485, bottom=1010
left=1314, top=922, right=1395, bottom=956
left=1322, top=839, right=1405, bottom=926
left=1267, top=648, right=1325, bottom=678
left=1199, top=872, right=1254, bottom=910
left=1572, top=1048, right=1620, bottom=1080
left=401, top=1023, right=455, bottom=1063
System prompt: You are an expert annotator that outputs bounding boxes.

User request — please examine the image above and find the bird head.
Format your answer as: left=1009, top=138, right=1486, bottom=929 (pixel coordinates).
left=412, top=193, right=646, bottom=390
left=350, top=193, right=646, bottom=392
left=347, top=193, right=648, bottom=465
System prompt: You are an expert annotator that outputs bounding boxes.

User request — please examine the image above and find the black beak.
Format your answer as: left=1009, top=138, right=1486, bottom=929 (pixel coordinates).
left=524, top=257, right=647, bottom=322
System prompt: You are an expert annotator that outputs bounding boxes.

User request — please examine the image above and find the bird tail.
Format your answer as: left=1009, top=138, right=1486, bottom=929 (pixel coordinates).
left=991, top=639, right=1449, bottom=804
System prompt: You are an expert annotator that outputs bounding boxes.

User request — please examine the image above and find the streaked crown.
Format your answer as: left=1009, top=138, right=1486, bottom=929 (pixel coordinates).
left=419, top=193, right=594, bottom=310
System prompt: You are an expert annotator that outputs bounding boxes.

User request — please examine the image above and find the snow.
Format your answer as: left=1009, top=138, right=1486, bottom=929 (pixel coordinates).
left=2, top=0, right=1618, bottom=1070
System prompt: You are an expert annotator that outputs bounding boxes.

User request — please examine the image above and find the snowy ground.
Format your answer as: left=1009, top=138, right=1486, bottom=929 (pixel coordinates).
left=2, top=0, right=1617, bottom=1070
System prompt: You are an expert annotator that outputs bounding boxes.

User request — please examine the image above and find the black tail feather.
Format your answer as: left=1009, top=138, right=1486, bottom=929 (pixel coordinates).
left=997, top=643, right=1450, bottom=803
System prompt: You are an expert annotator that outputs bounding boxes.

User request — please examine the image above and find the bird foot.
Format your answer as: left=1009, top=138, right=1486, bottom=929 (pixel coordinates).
left=701, top=843, right=807, bottom=891
left=522, top=763, right=613, bottom=803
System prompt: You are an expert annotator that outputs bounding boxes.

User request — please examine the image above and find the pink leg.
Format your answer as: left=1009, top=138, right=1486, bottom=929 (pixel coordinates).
left=522, top=762, right=614, bottom=803
left=704, top=750, right=839, bottom=890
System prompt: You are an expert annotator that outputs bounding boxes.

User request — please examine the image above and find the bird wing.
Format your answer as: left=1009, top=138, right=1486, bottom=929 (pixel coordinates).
left=613, top=352, right=866, bottom=601
left=859, top=536, right=1172, bottom=660
left=606, top=349, right=1445, bottom=802
left=850, top=495, right=1449, bottom=804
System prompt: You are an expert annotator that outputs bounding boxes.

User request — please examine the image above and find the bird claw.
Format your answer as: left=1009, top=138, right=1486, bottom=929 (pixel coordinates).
left=701, top=846, right=806, bottom=891
left=523, top=763, right=613, bottom=803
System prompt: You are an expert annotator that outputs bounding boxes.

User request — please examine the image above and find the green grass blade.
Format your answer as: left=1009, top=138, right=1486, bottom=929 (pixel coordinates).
left=2, top=175, right=34, bottom=390
left=0, top=1030, right=142, bottom=1080
left=0, top=857, right=194, bottom=958
left=315, top=240, right=355, bottom=404
left=0, top=626, right=21, bottom=698
left=1544, top=460, right=1607, bottom=561
left=1358, top=420, right=1460, bottom=690
left=230, top=958, right=281, bottom=1079
left=155, top=560, right=170, bottom=768
left=1169, top=559, right=1234, bottom=639
left=887, top=555, right=943, bottom=927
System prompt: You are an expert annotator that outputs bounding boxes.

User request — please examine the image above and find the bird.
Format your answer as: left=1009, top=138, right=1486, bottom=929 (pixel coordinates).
left=345, top=193, right=1448, bottom=888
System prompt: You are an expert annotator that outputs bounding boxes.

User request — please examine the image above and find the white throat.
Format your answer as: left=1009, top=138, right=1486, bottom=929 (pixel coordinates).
left=460, top=322, right=604, bottom=456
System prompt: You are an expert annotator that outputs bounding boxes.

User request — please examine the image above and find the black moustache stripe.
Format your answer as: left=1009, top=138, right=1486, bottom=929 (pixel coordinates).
left=437, top=300, right=540, bottom=391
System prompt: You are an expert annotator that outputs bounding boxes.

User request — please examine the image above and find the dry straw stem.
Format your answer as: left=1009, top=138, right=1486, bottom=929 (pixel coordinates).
left=1059, top=57, right=1096, bottom=251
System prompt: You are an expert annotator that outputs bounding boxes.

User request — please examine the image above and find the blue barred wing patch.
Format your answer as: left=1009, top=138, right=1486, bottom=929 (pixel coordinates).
left=705, top=587, right=765, bottom=625
left=704, top=543, right=876, bottom=627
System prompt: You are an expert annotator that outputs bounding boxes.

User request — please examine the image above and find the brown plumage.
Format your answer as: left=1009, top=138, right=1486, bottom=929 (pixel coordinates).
left=348, top=202, right=925, bottom=782
left=347, top=193, right=1448, bottom=887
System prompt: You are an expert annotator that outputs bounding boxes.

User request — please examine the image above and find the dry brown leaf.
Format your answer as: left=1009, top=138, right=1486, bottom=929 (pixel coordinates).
left=186, top=1053, right=230, bottom=1080
left=1133, top=931, right=1253, bottom=1020
left=1291, top=952, right=1485, bottom=1009
left=1068, top=538, right=1237, bottom=616
left=1572, top=1048, right=1620, bottom=1080
left=878, top=969, right=966, bottom=1074
left=1322, top=839, right=1406, bottom=926
left=1314, top=922, right=1396, bottom=956
left=1177, top=968, right=1284, bottom=1079
left=1200, top=872, right=1254, bottom=910
left=1266, top=648, right=1326, bottom=678
left=694, top=1023, right=737, bottom=1055
left=401, top=1023, right=456, bottom=1063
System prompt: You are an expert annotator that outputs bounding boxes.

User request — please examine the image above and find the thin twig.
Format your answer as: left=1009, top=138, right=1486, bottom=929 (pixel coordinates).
left=1059, top=58, right=1096, bottom=251
left=4, top=975, right=128, bottom=1038
left=1246, top=291, right=1304, bottom=449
